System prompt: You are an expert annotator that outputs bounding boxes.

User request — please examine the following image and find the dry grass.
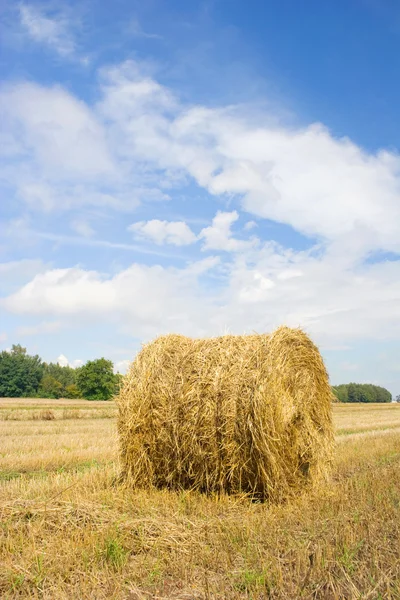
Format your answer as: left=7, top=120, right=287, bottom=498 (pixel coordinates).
left=118, top=327, right=333, bottom=501
left=0, top=398, right=117, bottom=421
left=335, top=402, right=400, bottom=435
left=0, top=397, right=115, bottom=407
left=0, top=419, right=117, bottom=475
left=0, top=399, right=400, bottom=599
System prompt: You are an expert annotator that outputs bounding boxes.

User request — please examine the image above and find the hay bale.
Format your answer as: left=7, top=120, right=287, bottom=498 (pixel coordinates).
left=117, top=326, right=334, bottom=502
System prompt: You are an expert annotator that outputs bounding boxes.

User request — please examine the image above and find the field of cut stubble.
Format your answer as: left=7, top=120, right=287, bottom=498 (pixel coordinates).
left=1, top=399, right=400, bottom=599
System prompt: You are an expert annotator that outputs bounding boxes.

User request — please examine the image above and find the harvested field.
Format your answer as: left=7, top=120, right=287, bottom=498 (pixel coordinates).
left=0, top=398, right=117, bottom=421
left=0, top=399, right=400, bottom=599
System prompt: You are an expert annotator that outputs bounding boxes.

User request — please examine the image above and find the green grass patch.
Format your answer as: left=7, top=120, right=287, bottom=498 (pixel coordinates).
left=337, top=424, right=400, bottom=436
left=0, top=460, right=111, bottom=482
left=100, top=533, right=130, bottom=570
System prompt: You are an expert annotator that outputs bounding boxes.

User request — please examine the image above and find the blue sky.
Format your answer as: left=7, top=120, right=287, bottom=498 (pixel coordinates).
left=1, top=0, right=400, bottom=394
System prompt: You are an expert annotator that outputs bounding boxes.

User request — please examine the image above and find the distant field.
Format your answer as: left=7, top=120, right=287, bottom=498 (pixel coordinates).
left=0, top=397, right=117, bottom=422
left=334, top=402, right=400, bottom=436
left=1, top=399, right=400, bottom=599
left=0, top=397, right=110, bottom=406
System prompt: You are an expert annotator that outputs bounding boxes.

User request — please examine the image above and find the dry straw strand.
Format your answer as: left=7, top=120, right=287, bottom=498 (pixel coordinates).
left=117, top=326, right=334, bottom=502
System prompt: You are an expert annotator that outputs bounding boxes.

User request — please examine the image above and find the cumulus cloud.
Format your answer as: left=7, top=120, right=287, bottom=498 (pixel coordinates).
left=0, top=258, right=220, bottom=338
left=2, top=60, right=400, bottom=260
left=57, top=354, right=83, bottom=368
left=95, top=60, right=400, bottom=256
left=129, top=219, right=197, bottom=246
left=199, top=210, right=257, bottom=252
left=57, top=354, right=69, bottom=367
left=128, top=213, right=259, bottom=249
left=19, top=4, right=76, bottom=57
left=114, top=359, right=131, bottom=374
left=2, top=243, right=400, bottom=345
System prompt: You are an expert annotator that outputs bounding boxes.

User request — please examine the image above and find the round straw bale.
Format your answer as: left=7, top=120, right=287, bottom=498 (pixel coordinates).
left=117, top=326, right=334, bottom=502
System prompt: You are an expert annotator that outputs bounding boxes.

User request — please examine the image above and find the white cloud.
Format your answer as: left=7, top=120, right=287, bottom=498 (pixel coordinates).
left=244, top=220, right=257, bottom=231
left=0, top=77, right=170, bottom=215
left=0, top=332, right=7, bottom=343
left=2, top=60, right=400, bottom=260
left=57, top=354, right=69, bottom=367
left=57, top=354, right=83, bottom=368
left=19, top=4, right=76, bottom=57
left=0, top=259, right=220, bottom=339
left=114, top=359, right=131, bottom=374
left=16, top=320, right=62, bottom=336
left=0, top=259, right=46, bottom=295
left=2, top=244, right=400, bottom=346
left=24, top=230, right=186, bottom=259
left=0, top=81, right=121, bottom=219
left=127, top=18, right=162, bottom=40
left=71, top=219, right=95, bottom=238
left=277, top=269, right=303, bottom=281
left=129, top=219, right=197, bottom=246
left=199, top=211, right=257, bottom=252
left=96, top=61, right=400, bottom=256
left=1, top=82, right=114, bottom=179
left=17, top=182, right=56, bottom=212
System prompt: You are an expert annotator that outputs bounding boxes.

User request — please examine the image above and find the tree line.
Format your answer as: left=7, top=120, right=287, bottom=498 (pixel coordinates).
left=0, top=345, right=123, bottom=400
left=332, top=383, right=392, bottom=403
left=0, top=345, right=395, bottom=403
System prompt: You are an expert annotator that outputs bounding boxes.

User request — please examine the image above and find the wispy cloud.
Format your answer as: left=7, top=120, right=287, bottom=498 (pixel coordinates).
left=16, top=320, right=62, bottom=336
left=127, top=18, right=162, bottom=40
left=19, top=3, right=76, bottom=57
left=29, top=230, right=190, bottom=259
left=70, top=219, right=95, bottom=238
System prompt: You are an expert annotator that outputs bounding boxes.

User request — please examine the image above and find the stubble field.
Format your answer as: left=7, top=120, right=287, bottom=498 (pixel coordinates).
left=1, top=399, right=400, bottom=599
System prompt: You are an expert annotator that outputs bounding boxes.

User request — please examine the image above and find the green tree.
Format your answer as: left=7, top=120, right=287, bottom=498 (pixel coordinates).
left=347, top=383, right=359, bottom=403
left=76, top=358, right=117, bottom=400
left=374, top=385, right=392, bottom=403
left=332, top=382, right=391, bottom=403
left=43, top=363, right=76, bottom=388
left=332, top=385, right=348, bottom=402
left=65, top=383, right=81, bottom=399
left=358, top=384, right=374, bottom=403
left=39, top=362, right=77, bottom=398
left=0, top=345, right=44, bottom=397
left=39, top=375, right=64, bottom=399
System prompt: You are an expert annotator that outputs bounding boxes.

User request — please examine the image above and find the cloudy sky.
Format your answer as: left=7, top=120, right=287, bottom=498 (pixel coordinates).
left=1, top=0, right=400, bottom=392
